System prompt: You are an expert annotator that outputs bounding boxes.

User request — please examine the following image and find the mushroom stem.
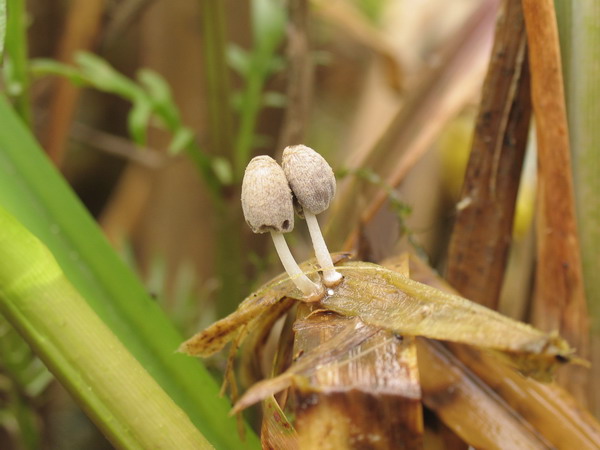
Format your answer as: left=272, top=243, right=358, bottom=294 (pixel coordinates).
left=304, top=212, right=343, bottom=287
left=270, top=231, right=321, bottom=297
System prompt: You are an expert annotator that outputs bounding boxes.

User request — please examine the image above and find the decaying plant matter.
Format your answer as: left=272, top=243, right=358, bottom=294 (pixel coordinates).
left=180, top=250, right=592, bottom=448
left=180, top=146, right=590, bottom=449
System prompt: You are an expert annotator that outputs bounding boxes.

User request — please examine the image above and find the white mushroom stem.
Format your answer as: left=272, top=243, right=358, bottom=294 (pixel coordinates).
left=304, top=212, right=343, bottom=287
left=270, top=231, right=321, bottom=297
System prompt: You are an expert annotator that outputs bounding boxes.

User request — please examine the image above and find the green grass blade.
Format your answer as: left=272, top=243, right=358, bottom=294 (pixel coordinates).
left=3, top=0, right=30, bottom=124
left=0, top=206, right=213, bottom=449
left=0, top=0, right=6, bottom=60
left=0, top=95, right=259, bottom=448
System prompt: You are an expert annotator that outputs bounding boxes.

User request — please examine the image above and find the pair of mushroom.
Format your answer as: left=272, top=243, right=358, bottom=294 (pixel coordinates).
left=241, top=145, right=343, bottom=300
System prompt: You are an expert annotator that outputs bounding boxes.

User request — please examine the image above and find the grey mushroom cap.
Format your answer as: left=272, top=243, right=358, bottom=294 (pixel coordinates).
left=282, top=145, right=336, bottom=215
left=241, top=155, right=295, bottom=234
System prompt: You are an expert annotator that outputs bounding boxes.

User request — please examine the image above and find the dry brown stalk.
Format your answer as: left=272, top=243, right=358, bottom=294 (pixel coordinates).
left=445, top=0, right=531, bottom=309
left=311, top=0, right=403, bottom=91
left=409, top=254, right=600, bottom=448
left=521, top=0, right=590, bottom=405
left=417, top=339, right=552, bottom=448
left=277, top=0, right=314, bottom=149
left=43, top=0, right=105, bottom=165
left=330, top=0, right=499, bottom=252
left=100, top=0, right=158, bottom=50
left=289, top=257, right=424, bottom=449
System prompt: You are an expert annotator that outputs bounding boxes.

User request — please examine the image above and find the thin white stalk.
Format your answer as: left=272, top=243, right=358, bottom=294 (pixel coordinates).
left=304, top=212, right=343, bottom=287
left=270, top=231, right=321, bottom=296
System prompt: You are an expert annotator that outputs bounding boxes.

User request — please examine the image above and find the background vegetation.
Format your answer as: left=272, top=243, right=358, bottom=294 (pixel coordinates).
left=0, top=0, right=597, bottom=448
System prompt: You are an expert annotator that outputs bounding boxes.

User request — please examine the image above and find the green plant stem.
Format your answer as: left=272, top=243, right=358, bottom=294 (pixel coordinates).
left=9, top=387, right=40, bottom=450
left=200, top=0, right=233, bottom=161
left=199, top=1, right=249, bottom=314
left=214, top=200, right=248, bottom=316
left=5, top=0, right=31, bottom=125
left=233, top=0, right=286, bottom=180
left=186, top=140, right=223, bottom=202
left=234, top=66, right=265, bottom=179
left=0, top=206, right=213, bottom=449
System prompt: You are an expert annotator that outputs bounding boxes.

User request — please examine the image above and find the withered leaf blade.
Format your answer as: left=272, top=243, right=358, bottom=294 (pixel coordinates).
left=233, top=312, right=422, bottom=413
left=232, top=316, right=381, bottom=413
left=320, top=261, right=573, bottom=378
left=179, top=254, right=351, bottom=357
left=178, top=272, right=300, bottom=357
left=290, top=307, right=423, bottom=449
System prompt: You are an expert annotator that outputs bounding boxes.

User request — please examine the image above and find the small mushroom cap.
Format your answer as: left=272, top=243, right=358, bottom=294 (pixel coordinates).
left=282, top=145, right=336, bottom=215
left=241, top=156, right=295, bottom=233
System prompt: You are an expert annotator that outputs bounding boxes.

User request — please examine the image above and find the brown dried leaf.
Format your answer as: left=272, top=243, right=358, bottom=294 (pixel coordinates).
left=290, top=307, right=423, bottom=449
left=232, top=315, right=379, bottom=412
left=321, top=261, right=574, bottom=378
left=405, top=253, right=600, bottom=448
left=181, top=254, right=573, bottom=382
left=179, top=254, right=351, bottom=357
left=417, top=338, right=552, bottom=449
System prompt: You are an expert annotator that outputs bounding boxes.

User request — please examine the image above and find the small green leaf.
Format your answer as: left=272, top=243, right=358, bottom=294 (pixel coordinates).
left=168, top=126, right=194, bottom=154
left=252, top=0, right=286, bottom=52
left=227, top=44, right=250, bottom=77
left=29, top=58, right=86, bottom=85
left=138, top=69, right=171, bottom=103
left=127, top=98, right=153, bottom=146
left=75, top=52, right=142, bottom=100
left=211, top=156, right=233, bottom=186
left=138, top=69, right=180, bottom=127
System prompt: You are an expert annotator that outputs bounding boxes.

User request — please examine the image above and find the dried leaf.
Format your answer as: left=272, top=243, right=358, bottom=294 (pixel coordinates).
left=417, top=338, right=552, bottom=449
left=178, top=274, right=302, bottom=357
left=292, top=309, right=423, bottom=449
left=182, top=255, right=573, bottom=381
left=232, top=315, right=379, bottom=412
left=321, top=261, right=573, bottom=378
left=179, top=254, right=351, bottom=357
left=406, top=253, right=600, bottom=448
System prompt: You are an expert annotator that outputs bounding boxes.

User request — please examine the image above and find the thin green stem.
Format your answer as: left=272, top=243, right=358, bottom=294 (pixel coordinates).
left=199, top=1, right=249, bottom=315
left=200, top=0, right=234, bottom=161
left=5, top=0, right=31, bottom=125
left=234, top=65, right=265, bottom=180
left=214, top=200, right=248, bottom=316
left=186, top=139, right=223, bottom=202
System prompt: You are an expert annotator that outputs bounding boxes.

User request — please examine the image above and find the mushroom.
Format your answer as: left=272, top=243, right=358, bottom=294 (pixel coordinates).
left=282, top=145, right=343, bottom=287
left=241, top=155, right=322, bottom=298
